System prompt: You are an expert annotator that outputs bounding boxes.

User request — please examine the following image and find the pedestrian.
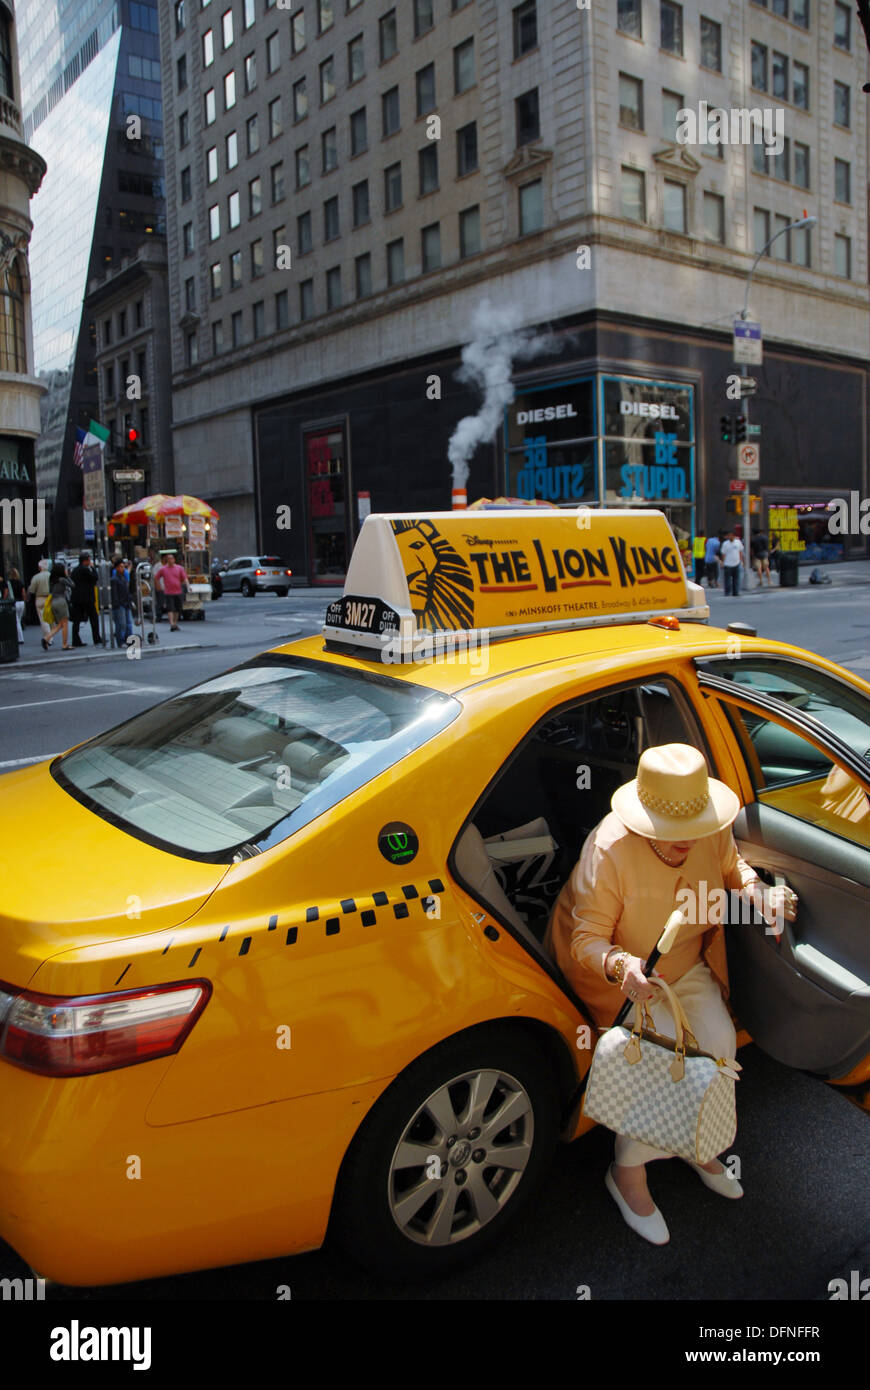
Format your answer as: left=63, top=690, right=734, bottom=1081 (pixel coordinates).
left=157, top=552, right=189, bottom=631
left=152, top=551, right=167, bottom=622
left=704, top=532, right=721, bottom=589
left=692, top=532, right=706, bottom=586
left=720, top=530, right=743, bottom=597
left=544, top=744, right=798, bottom=1244
left=111, top=556, right=133, bottom=648
left=769, top=533, right=781, bottom=577
left=6, top=566, right=25, bottom=642
left=43, top=561, right=72, bottom=651
left=70, top=551, right=100, bottom=647
left=750, top=529, right=771, bottom=586
left=28, top=558, right=52, bottom=637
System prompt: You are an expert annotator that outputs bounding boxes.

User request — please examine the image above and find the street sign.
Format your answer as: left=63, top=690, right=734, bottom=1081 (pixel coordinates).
left=729, top=480, right=748, bottom=493
left=733, top=320, right=763, bottom=365
left=113, top=468, right=145, bottom=483
left=738, top=377, right=758, bottom=396
left=747, top=424, right=762, bottom=437
left=738, top=443, right=760, bottom=480
left=82, top=443, right=105, bottom=512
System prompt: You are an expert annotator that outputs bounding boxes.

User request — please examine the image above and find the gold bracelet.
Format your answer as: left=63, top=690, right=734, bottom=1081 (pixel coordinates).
left=609, top=951, right=628, bottom=985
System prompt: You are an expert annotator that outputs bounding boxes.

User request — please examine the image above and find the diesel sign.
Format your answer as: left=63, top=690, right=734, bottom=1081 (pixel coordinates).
left=516, top=404, right=579, bottom=424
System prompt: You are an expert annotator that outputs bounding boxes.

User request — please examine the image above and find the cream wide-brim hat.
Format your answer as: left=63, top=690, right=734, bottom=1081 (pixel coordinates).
left=611, top=743, right=740, bottom=841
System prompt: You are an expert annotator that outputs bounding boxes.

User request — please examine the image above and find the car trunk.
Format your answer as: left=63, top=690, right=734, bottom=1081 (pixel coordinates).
left=0, top=761, right=229, bottom=989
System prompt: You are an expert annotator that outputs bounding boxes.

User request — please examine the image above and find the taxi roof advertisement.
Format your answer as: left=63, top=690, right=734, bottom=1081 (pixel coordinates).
left=324, top=510, right=694, bottom=652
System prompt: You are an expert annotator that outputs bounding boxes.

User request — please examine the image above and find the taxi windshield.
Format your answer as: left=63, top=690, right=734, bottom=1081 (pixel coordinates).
left=52, top=655, right=459, bottom=862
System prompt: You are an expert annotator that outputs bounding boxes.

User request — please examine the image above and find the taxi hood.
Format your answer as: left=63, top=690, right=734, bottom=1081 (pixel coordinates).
left=0, top=760, right=229, bottom=988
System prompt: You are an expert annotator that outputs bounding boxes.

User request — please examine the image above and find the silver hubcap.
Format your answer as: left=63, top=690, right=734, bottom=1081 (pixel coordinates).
left=387, top=1067, right=534, bottom=1247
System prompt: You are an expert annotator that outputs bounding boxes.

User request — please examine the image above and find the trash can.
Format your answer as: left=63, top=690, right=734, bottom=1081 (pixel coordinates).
left=779, top=551, right=800, bottom=588
left=0, top=597, right=19, bottom=662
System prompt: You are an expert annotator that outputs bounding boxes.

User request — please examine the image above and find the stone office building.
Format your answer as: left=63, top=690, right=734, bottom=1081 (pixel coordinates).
left=161, top=0, right=869, bottom=584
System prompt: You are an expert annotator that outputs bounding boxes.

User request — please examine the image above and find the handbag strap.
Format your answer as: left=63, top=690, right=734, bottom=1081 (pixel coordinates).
left=631, top=976, right=694, bottom=1052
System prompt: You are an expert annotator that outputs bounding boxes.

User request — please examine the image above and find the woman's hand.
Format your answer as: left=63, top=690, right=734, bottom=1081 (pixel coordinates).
left=620, top=955, right=657, bottom=1002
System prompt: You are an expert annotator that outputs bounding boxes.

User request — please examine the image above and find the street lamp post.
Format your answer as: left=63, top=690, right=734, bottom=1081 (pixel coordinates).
left=736, top=214, right=817, bottom=584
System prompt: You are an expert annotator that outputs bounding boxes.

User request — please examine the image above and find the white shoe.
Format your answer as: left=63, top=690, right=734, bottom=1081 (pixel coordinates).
left=685, top=1159, right=743, bottom=1199
left=605, top=1164, right=670, bottom=1244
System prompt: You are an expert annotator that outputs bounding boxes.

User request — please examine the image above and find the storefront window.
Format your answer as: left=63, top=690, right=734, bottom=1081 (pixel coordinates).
left=601, top=377, right=695, bottom=566
left=305, top=426, right=348, bottom=581
left=505, top=378, right=596, bottom=505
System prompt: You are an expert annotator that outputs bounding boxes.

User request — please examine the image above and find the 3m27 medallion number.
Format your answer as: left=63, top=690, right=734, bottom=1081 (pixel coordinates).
left=346, top=601, right=376, bottom=629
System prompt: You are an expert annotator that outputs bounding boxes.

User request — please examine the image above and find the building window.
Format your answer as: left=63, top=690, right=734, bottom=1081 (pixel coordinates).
left=620, top=165, right=646, bottom=221
left=454, top=38, right=475, bottom=94
left=203, top=28, right=214, bottom=66
left=833, top=3, right=851, bottom=50
left=222, top=7, right=233, bottom=49
left=179, top=110, right=190, bottom=147
left=322, top=126, right=338, bottom=172
left=205, top=146, right=218, bottom=185
left=792, top=0, right=808, bottom=27
left=104, top=364, right=114, bottom=396
left=243, top=0, right=255, bottom=28
left=515, top=89, right=540, bottom=146
left=175, top=1, right=186, bottom=35
left=324, top=195, right=340, bottom=240
left=834, top=81, right=850, bottom=128
left=457, top=121, right=478, bottom=176
left=231, top=310, right=243, bottom=348
left=273, top=225, right=286, bottom=266
left=513, top=2, right=538, bottom=58
left=792, top=222, right=810, bottom=266
left=772, top=212, right=790, bottom=261
left=380, top=9, right=398, bottom=63
left=320, top=56, right=336, bottom=104
left=753, top=207, right=770, bottom=254
left=419, top=144, right=438, bottom=195
left=269, top=96, right=283, bottom=140
left=793, top=62, right=809, bottom=110
left=772, top=138, right=789, bottom=182
left=267, top=31, right=280, bottom=74
left=249, top=176, right=262, bottom=216
left=212, top=320, right=224, bottom=355
left=226, top=130, right=238, bottom=168
left=414, top=0, right=434, bottom=38
left=210, top=262, right=222, bottom=298
left=700, top=16, right=721, bottom=71
left=794, top=142, right=809, bottom=188
left=292, top=10, right=306, bottom=54
left=228, top=192, right=241, bottom=232
left=355, top=253, right=371, bottom=299
left=617, top=0, right=641, bottom=37
left=834, top=234, right=851, bottom=278
left=348, top=34, right=364, bottom=84
left=185, top=331, right=198, bottom=366
left=326, top=267, right=342, bottom=310
left=662, top=88, right=682, bottom=140
left=300, top=279, right=314, bottom=320
left=350, top=106, right=368, bottom=155
left=619, top=73, right=643, bottom=129
left=660, top=1, right=683, bottom=55
left=136, top=349, right=146, bottom=383
left=209, top=204, right=221, bottom=240
left=293, top=78, right=308, bottom=123
left=275, top=289, right=289, bottom=329
left=772, top=51, right=788, bottom=101
left=751, top=42, right=767, bottom=92
left=230, top=249, right=242, bottom=288
left=382, top=86, right=400, bottom=136
left=224, top=70, right=236, bottom=109
left=421, top=221, right=441, bottom=272
left=298, top=210, right=313, bottom=254
left=252, top=300, right=265, bottom=339
left=384, top=162, right=402, bottom=212
left=296, top=145, right=310, bottom=188
left=386, top=238, right=404, bottom=285
left=457, top=205, right=480, bottom=258
left=703, top=191, right=724, bottom=242
left=271, top=161, right=285, bottom=202
left=185, top=276, right=196, bottom=311
left=177, top=54, right=187, bottom=91
left=319, top=0, right=334, bottom=34
left=135, top=299, right=143, bottom=328
left=247, top=113, right=259, bottom=154
left=352, top=179, right=370, bottom=226
left=662, top=179, right=686, bottom=233
left=416, top=63, right=436, bottom=117
left=245, top=51, right=256, bottom=93
left=180, top=165, right=192, bottom=201
left=834, top=158, right=851, bottom=203
left=518, top=179, right=543, bottom=235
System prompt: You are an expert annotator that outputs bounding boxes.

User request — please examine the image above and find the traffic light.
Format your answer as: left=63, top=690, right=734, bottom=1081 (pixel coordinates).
left=125, top=427, right=140, bottom=457
left=726, top=495, right=743, bottom=515
left=735, top=415, right=747, bottom=443
left=720, top=415, right=734, bottom=444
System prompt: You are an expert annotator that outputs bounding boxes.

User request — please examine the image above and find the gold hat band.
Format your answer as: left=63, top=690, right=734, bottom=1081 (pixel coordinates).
left=637, top=786, right=710, bottom=817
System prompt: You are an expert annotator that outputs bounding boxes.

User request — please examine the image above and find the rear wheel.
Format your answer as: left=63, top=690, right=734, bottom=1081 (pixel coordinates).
left=332, top=1025, right=559, bottom=1281
left=240, top=579, right=254, bottom=597
left=276, top=587, right=289, bottom=598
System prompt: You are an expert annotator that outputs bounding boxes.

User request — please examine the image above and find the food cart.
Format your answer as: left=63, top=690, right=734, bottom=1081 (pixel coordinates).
left=110, top=494, right=219, bottom=622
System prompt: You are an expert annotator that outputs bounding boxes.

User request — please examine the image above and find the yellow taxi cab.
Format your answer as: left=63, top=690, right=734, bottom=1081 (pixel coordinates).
left=1, top=508, right=868, bottom=1287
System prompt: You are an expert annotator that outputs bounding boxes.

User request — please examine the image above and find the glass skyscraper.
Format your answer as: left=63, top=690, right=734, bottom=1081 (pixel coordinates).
left=17, top=0, right=164, bottom=544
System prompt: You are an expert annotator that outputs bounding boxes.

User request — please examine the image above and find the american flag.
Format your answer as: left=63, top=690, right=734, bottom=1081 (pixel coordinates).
left=72, top=427, right=87, bottom=469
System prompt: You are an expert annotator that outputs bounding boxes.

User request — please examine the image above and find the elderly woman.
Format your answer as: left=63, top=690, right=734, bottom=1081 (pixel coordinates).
left=544, top=743, right=797, bottom=1245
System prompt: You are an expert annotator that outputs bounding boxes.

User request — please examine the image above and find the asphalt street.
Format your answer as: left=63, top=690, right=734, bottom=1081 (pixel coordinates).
left=0, top=568, right=868, bottom=1300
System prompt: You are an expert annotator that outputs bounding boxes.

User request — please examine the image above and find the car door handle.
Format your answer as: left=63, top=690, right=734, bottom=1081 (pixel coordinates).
left=792, top=941, right=870, bottom=1001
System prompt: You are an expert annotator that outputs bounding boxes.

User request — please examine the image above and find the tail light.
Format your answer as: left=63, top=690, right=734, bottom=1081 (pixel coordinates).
left=254, top=568, right=264, bottom=576
left=0, top=979, right=210, bottom=1077
left=285, top=569, right=292, bottom=576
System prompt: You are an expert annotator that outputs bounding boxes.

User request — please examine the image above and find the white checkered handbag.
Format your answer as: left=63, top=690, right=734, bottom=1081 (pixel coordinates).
left=582, top=976, right=741, bottom=1163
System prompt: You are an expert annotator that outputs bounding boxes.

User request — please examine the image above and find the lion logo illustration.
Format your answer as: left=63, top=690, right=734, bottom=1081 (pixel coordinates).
left=391, top=519, right=475, bottom=632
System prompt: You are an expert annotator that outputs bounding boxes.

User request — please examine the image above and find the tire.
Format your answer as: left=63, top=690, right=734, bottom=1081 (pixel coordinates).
left=240, top=579, right=254, bottom=597
left=276, top=587, right=289, bottom=598
left=331, top=1025, right=560, bottom=1282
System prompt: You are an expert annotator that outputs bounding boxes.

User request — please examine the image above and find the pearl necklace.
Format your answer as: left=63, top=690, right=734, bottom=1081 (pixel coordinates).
left=649, top=840, right=688, bottom=867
